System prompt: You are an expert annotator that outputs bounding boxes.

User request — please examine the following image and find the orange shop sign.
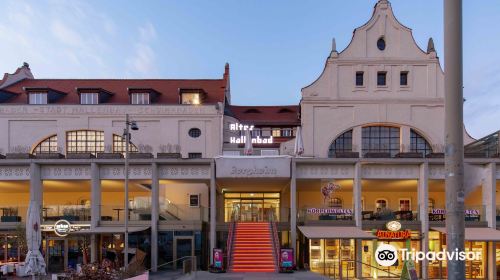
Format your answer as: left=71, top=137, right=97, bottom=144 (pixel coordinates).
left=376, top=229, right=412, bottom=239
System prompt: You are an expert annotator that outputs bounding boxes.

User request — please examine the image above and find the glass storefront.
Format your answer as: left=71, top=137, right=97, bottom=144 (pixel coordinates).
left=429, top=231, right=486, bottom=279
left=0, top=233, right=25, bottom=263
left=308, top=239, right=355, bottom=278
left=361, top=231, right=420, bottom=278
left=224, top=193, right=280, bottom=222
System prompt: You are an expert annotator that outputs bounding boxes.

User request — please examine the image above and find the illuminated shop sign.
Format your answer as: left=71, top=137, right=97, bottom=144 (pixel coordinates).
left=41, top=220, right=90, bottom=236
left=229, top=122, right=273, bottom=144
left=376, top=220, right=411, bottom=239
left=306, top=208, right=353, bottom=215
left=431, top=209, right=480, bottom=216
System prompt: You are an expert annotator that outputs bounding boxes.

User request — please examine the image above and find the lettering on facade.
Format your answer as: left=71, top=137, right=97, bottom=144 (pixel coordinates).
left=306, top=208, right=353, bottom=215
left=376, top=230, right=412, bottom=240
left=430, top=209, right=480, bottom=216
left=229, top=122, right=273, bottom=144
left=229, top=166, right=277, bottom=176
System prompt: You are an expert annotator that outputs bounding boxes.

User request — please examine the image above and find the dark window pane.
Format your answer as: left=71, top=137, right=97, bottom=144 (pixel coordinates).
left=400, top=72, right=408, bottom=86
left=377, top=72, right=387, bottom=86
left=356, top=72, right=364, bottom=86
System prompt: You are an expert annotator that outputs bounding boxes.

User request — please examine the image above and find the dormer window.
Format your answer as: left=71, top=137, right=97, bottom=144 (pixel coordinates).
left=181, top=92, right=201, bottom=105
left=131, top=92, right=150, bottom=105
left=80, top=92, right=99, bottom=105
left=29, top=92, right=48, bottom=105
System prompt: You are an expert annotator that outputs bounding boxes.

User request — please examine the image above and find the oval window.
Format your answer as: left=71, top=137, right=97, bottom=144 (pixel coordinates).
left=377, top=37, right=386, bottom=51
left=188, top=128, right=201, bottom=138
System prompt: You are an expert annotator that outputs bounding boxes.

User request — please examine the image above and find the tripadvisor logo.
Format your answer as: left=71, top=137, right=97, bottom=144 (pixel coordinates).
left=375, top=243, right=482, bottom=267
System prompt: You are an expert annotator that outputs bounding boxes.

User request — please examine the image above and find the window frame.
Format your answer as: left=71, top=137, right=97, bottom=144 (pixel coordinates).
left=130, top=92, right=150, bottom=105
left=32, top=134, right=58, bottom=154
left=188, top=128, right=202, bottom=138
left=328, top=129, right=353, bottom=158
left=361, top=126, right=400, bottom=156
left=112, top=134, right=139, bottom=154
left=80, top=92, right=99, bottom=105
left=377, top=71, right=387, bottom=86
left=189, top=194, right=200, bottom=207
left=188, top=152, right=202, bottom=159
left=355, top=71, right=364, bottom=87
left=28, top=92, right=48, bottom=105
left=181, top=92, right=202, bottom=105
left=66, top=130, right=105, bottom=155
left=400, top=71, right=409, bottom=86
left=410, top=129, right=433, bottom=156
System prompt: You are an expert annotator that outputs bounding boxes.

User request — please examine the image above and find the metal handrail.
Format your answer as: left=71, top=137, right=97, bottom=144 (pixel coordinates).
left=147, top=255, right=196, bottom=271
left=225, top=209, right=237, bottom=270
left=325, top=259, right=401, bottom=279
left=268, top=210, right=280, bottom=270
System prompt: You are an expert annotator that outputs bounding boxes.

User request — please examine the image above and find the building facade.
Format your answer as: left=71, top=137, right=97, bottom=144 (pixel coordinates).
left=0, top=0, right=499, bottom=279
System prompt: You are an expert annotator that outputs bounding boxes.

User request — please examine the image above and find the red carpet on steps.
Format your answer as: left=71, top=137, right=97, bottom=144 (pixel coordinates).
left=230, top=222, right=277, bottom=272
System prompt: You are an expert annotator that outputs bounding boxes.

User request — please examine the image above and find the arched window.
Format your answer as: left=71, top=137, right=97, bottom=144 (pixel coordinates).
left=66, top=130, right=104, bottom=155
left=329, top=197, right=343, bottom=209
left=362, top=126, right=400, bottom=156
left=410, top=129, right=433, bottom=156
left=113, top=134, right=139, bottom=154
left=328, top=130, right=353, bottom=157
left=32, top=135, right=58, bottom=154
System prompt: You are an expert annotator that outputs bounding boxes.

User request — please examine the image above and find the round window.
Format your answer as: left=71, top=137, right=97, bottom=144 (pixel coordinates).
left=188, top=128, right=201, bottom=138
left=377, top=37, right=386, bottom=51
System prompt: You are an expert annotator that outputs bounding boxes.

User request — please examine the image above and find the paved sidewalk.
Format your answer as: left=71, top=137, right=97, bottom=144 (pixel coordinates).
left=175, top=271, right=330, bottom=280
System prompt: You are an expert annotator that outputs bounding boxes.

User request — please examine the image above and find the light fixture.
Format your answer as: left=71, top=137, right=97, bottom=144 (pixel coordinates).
left=130, top=121, right=139, bottom=131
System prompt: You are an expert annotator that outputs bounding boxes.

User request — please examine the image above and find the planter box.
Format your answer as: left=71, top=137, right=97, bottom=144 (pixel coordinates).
left=364, top=152, right=391, bottom=158
left=6, top=153, right=34, bottom=159
left=1, top=216, right=21, bottom=222
left=334, top=152, right=359, bottom=158
left=129, top=153, right=154, bottom=159
left=157, top=153, right=181, bottom=159
left=35, top=153, right=65, bottom=159
left=97, top=153, right=124, bottom=159
left=66, top=153, right=95, bottom=159
left=426, top=153, right=444, bottom=158
left=395, top=152, right=423, bottom=158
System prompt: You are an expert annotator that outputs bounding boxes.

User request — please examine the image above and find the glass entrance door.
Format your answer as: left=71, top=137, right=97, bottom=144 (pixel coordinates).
left=224, top=193, right=280, bottom=222
left=173, top=237, right=194, bottom=269
left=46, top=239, right=65, bottom=272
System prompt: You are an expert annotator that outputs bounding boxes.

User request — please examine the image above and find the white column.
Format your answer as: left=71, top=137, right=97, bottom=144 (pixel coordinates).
left=401, top=126, right=411, bottom=152
left=90, top=163, right=101, bottom=228
left=483, top=163, right=496, bottom=279
left=29, top=163, right=42, bottom=204
left=419, top=163, right=429, bottom=280
left=354, top=162, right=362, bottom=279
left=290, top=160, right=297, bottom=262
left=209, top=161, right=216, bottom=265
left=151, top=163, right=159, bottom=272
left=352, top=126, right=362, bottom=155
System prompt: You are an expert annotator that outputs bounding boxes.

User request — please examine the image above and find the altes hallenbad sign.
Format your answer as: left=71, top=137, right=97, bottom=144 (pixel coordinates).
left=229, top=122, right=273, bottom=144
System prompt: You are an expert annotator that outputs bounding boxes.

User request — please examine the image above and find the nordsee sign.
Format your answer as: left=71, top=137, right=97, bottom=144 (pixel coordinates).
left=216, top=157, right=290, bottom=178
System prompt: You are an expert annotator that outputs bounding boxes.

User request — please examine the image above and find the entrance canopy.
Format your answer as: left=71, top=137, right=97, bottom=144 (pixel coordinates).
left=432, top=227, right=500, bottom=241
left=299, top=226, right=374, bottom=239
left=79, top=226, right=150, bottom=234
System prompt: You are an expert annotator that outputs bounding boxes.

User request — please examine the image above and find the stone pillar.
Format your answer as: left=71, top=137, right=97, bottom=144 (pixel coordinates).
left=151, top=163, right=159, bottom=272
left=483, top=163, right=496, bottom=279
left=209, top=161, right=216, bottom=265
left=90, top=163, right=101, bottom=228
left=352, top=126, right=362, bottom=155
left=401, top=126, right=411, bottom=152
left=90, top=234, right=97, bottom=263
left=30, top=163, right=42, bottom=203
left=290, top=160, right=297, bottom=262
left=354, top=162, right=362, bottom=279
left=418, top=163, right=429, bottom=280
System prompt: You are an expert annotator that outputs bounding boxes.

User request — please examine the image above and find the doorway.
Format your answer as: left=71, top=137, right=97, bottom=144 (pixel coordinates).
left=44, top=236, right=90, bottom=273
left=173, top=236, right=194, bottom=269
left=224, top=192, right=280, bottom=222
left=45, top=238, right=66, bottom=273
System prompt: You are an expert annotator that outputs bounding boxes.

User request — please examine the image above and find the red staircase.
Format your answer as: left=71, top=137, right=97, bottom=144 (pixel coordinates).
left=230, top=222, right=277, bottom=272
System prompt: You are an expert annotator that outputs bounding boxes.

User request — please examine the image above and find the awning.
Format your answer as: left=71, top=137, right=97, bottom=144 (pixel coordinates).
left=432, top=227, right=500, bottom=241
left=298, top=226, right=375, bottom=239
left=78, top=226, right=150, bottom=234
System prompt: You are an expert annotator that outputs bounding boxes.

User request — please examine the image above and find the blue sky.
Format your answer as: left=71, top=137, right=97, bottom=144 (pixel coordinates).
left=0, top=0, right=499, bottom=139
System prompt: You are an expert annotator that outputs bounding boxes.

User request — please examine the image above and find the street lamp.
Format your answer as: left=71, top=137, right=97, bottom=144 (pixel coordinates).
left=124, top=114, right=138, bottom=268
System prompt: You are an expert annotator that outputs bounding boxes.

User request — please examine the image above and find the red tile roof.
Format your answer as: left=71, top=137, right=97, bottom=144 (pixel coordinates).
left=1, top=65, right=229, bottom=105
left=228, top=105, right=300, bottom=126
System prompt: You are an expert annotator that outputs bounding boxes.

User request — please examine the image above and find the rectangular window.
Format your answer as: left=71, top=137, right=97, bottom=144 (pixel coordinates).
left=29, top=92, right=48, bottom=104
left=399, top=199, right=411, bottom=211
left=355, top=71, right=364, bottom=86
left=131, top=93, right=150, bottom=105
left=377, top=72, right=387, bottom=86
left=188, top=153, right=202, bottom=159
left=80, top=93, right=99, bottom=105
left=181, top=93, right=201, bottom=105
left=189, top=194, right=200, bottom=207
left=400, top=71, right=408, bottom=86
left=281, top=129, right=292, bottom=137
left=272, top=129, right=281, bottom=137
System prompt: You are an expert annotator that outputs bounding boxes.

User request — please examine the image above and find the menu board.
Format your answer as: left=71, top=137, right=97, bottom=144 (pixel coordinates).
left=280, top=248, right=294, bottom=268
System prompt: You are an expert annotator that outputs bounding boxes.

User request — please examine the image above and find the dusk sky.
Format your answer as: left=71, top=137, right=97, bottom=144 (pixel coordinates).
left=1, top=0, right=499, bottom=139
